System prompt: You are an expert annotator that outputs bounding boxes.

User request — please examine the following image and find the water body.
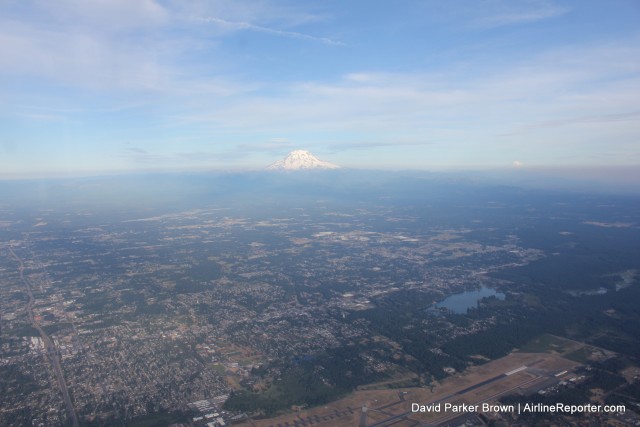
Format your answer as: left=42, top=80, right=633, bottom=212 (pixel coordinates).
left=430, top=286, right=505, bottom=315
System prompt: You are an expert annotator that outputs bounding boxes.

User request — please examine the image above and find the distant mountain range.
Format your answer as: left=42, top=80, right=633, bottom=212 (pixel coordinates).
left=267, top=150, right=340, bottom=170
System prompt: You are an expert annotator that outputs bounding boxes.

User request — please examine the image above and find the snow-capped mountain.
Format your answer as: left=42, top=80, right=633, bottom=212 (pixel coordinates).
left=267, top=150, right=340, bottom=170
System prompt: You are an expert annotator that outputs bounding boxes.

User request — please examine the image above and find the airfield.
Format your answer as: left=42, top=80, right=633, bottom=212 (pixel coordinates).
left=237, top=335, right=590, bottom=427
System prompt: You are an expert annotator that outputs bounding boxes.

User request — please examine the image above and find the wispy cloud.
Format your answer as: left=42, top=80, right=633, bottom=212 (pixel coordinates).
left=120, top=147, right=163, bottom=164
left=38, top=0, right=169, bottom=32
left=119, top=147, right=222, bottom=165
left=238, top=138, right=297, bottom=152
left=170, top=35, right=640, bottom=167
left=330, top=140, right=435, bottom=151
left=512, top=111, right=640, bottom=133
left=198, top=16, right=344, bottom=46
left=473, top=0, right=568, bottom=28
left=2, top=1, right=638, bottom=174
left=0, top=2, right=300, bottom=94
left=0, top=20, right=172, bottom=91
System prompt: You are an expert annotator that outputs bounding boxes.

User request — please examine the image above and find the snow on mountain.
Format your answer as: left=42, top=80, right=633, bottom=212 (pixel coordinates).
left=267, top=150, right=340, bottom=170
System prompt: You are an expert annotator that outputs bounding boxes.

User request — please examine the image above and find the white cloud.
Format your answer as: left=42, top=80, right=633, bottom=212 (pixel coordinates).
left=0, top=22, right=170, bottom=90
left=1, top=1, right=638, bottom=172
left=36, top=0, right=169, bottom=32
left=165, top=35, right=640, bottom=168
left=0, top=0, right=343, bottom=99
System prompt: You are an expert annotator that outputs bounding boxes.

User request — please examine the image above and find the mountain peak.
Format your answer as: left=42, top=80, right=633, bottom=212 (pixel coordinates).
left=267, top=150, right=340, bottom=170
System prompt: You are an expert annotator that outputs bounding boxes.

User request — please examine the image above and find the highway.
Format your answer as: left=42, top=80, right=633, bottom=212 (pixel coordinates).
left=9, top=246, right=79, bottom=427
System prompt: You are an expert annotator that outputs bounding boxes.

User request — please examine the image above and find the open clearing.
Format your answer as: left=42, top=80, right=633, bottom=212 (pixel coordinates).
left=237, top=347, right=583, bottom=427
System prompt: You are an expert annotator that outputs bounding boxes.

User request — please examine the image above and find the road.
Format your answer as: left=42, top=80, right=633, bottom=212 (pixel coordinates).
left=9, top=246, right=79, bottom=427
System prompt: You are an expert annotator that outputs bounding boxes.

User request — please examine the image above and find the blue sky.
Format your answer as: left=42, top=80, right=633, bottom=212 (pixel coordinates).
left=1, top=0, right=639, bottom=177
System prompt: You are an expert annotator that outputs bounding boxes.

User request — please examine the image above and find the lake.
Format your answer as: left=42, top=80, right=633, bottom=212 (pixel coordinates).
left=430, top=286, right=505, bottom=314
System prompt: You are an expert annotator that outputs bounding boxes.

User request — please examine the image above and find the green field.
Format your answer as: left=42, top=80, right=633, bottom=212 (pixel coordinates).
left=563, top=347, right=592, bottom=363
left=518, top=334, right=576, bottom=354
